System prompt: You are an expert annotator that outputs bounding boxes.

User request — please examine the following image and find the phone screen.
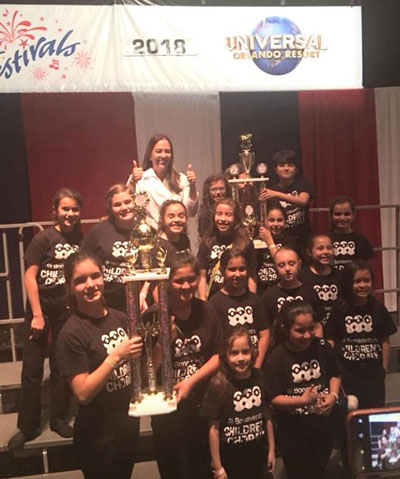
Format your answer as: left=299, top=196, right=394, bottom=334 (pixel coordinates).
left=367, top=412, right=400, bottom=472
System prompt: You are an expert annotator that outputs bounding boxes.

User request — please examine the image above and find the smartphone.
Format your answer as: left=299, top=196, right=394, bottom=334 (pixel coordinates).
left=347, top=406, right=400, bottom=477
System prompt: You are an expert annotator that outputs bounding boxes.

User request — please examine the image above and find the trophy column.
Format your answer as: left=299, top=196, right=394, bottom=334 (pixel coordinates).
left=125, top=270, right=177, bottom=417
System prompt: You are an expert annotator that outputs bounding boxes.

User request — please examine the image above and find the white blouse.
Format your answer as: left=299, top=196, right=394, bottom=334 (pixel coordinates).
left=135, top=168, right=198, bottom=229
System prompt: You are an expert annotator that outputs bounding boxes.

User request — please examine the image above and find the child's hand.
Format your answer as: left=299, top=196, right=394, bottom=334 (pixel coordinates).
left=301, top=385, right=318, bottom=406
left=259, top=226, right=273, bottom=243
left=213, top=467, right=228, bottom=479
left=317, top=393, right=336, bottom=416
left=259, top=189, right=279, bottom=202
left=267, top=450, right=276, bottom=472
left=173, top=377, right=193, bottom=403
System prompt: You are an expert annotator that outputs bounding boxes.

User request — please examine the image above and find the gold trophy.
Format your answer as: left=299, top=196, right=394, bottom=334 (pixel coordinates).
left=228, top=133, right=269, bottom=246
left=124, top=193, right=176, bottom=416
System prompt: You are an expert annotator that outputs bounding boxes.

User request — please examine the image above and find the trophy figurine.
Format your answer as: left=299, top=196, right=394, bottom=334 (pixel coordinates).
left=124, top=192, right=176, bottom=416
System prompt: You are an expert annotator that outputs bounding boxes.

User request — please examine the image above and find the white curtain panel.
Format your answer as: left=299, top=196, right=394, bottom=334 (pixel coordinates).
left=375, top=87, right=400, bottom=311
left=131, top=92, right=222, bottom=253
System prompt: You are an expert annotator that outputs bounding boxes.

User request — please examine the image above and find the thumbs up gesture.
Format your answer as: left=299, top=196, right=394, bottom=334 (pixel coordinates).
left=186, top=163, right=197, bottom=185
left=132, top=160, right=143, bottom=182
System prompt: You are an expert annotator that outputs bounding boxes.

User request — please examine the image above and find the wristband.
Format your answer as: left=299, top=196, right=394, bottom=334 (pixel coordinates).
left=269, top=243, right=277, bottom=249
left=105, top=356, right=119, bottom=370
left=213, top=467, right=226, bottom=477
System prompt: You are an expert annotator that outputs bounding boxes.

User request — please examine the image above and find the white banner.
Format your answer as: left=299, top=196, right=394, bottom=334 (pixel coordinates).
left=0, top=5, right=362, bottom=92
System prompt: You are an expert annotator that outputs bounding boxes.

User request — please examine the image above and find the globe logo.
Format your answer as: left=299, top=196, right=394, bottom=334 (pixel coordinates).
left=251, top=17, right=302, bottom=76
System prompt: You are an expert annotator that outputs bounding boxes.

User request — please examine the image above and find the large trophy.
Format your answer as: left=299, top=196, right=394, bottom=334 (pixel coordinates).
left=124, top=193, right=176, bottom=416
left=228, top=133, right=269, bottom=245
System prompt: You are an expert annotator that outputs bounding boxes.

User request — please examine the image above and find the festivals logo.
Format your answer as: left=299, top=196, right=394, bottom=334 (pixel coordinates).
left=0, top=8, right=93, bottom=81
left=225, top=16, right=325, bottom=76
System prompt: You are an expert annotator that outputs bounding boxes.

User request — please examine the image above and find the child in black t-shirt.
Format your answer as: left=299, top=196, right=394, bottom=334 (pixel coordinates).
left=264, top=300, right=341, bottom=479
left=259, top=149, right=314, bottom=247
left=198, top=174, right=230, bottom=239
left=141, top=199, right=192, bottom=310
left=197, top=198, right=256, bottom=300
left=329, top=195, right=374, bottom=271
left=299, top=234, right=342, bottom=328
left=57, top=252, right=143, bottom=479
left=8, top=188, right=84, bottom=450
left=157, top=199, right=191, bottom=258
left=261, top=247, right=323, bottom=338
left=326, top=260, right=397, bottom=408
left=209, top=249, right=269, bottom=367
left=202, top=326, right=275, bottom=479
left=257, top=205, right=299, bottom=294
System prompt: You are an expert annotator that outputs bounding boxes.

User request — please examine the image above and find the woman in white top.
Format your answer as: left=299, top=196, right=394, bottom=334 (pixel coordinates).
left=130, top=134, right=198, bottom=229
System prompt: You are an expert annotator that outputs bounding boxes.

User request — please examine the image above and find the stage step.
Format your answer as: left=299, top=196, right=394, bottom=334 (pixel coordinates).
left=0, top=413, right=152, bottom=452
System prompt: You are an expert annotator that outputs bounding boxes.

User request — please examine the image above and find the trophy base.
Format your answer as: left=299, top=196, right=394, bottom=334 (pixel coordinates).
left=253, top=239, right=268, bottom=249
left=129, top=391, right=177, bottom=417
left=124, top=269, right=170, bottom=282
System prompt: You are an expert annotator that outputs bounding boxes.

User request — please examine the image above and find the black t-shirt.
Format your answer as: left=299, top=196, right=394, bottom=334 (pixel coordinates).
left=325, top=300, right=397, bottom=380
left=82, top=220, right=132, bottom=295
left=201, top=368, right=269, bottom=445
left=331, top=231, right=374, bottom=271
left=256, top=233, right=299, bottom=294
left=269, top=176, right=314, bottom=239
left=156, top=234, right=191, bottom=267
left=298, top=267, right=342, bottom=326
left=197, top=234, right=255, bottom=299
left=57, top=308, right=132, bottom=419
left=171, top=298, right=223, bottom=392
left=265, top=338, right=340, bottom=421
left=24, top=226, right=83, bottom=295
left=209, top=290, right=268, bottom=350
left=262, top=283, right=321, bottom=327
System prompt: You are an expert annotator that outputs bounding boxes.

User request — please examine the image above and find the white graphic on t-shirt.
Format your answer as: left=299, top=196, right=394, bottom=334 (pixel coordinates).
left=112, top=240, right=130, bottom=258
left=345, top=314, right=373, bottom=334
left=210, top=244, right=227, bottom=260
left=314, top=284, right=338, bottom=302
left=279, top=200, right=290, bottom=209
left=174, top=335, right=202, bottom=358
left=334, top=241, right=355, bottom=256
left=291, top=360, right=321, bottom=384
left=101, top=327, right=128, bottom=354
left=277, top=295, right=303, bottom=312
left=54, top=243, right=79, bottom=260
left=228, top=306, right=254, bottom=326
left=233, top=386, right=262, bottom=412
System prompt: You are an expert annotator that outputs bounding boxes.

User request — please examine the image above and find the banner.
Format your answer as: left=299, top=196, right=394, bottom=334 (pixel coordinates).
left=0, top=5, right=362, bottom=92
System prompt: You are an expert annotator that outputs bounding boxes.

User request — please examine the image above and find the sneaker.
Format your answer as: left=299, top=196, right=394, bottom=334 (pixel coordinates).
left=50, top=420, right=73, bottom=438
left=8, top=430, right=38, bottom=450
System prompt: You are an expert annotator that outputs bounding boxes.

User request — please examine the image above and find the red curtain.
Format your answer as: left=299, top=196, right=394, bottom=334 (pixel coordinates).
left=298, top=89, right=383, bottom=289
left=21, top=92, right=138, bottom=221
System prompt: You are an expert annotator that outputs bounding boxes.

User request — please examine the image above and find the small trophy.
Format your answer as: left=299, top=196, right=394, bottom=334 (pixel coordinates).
left=124, top=194, right=176, bottom=416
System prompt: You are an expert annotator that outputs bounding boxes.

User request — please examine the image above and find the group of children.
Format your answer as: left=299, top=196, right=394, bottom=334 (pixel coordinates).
left=7, top=137, right=397, bottom=479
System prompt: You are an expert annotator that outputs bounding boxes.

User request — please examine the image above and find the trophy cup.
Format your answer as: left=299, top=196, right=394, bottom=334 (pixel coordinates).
left=124, top=193, right=176, bottom=416
left=228, top=133, right=270, bottom=246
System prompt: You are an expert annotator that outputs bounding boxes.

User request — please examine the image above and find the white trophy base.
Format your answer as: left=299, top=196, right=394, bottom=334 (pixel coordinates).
left=129, top=391, right=177, bottom=417
left=253, top=239, right=267, bottom=249
left=124, top=268, right=170, bottom=282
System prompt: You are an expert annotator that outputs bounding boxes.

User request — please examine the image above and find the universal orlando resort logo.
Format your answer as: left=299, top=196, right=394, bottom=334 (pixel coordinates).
left=0, top=8, right=94, bottom=81
left=225, top=16, right=326, bottom=76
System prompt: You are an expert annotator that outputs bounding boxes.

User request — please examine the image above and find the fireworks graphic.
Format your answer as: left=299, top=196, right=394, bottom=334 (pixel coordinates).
left=32, top=66, right=47, bottom=80
left=73, top=48, right=93, bottom=71
left=0, top=9, right=47, bottom=50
